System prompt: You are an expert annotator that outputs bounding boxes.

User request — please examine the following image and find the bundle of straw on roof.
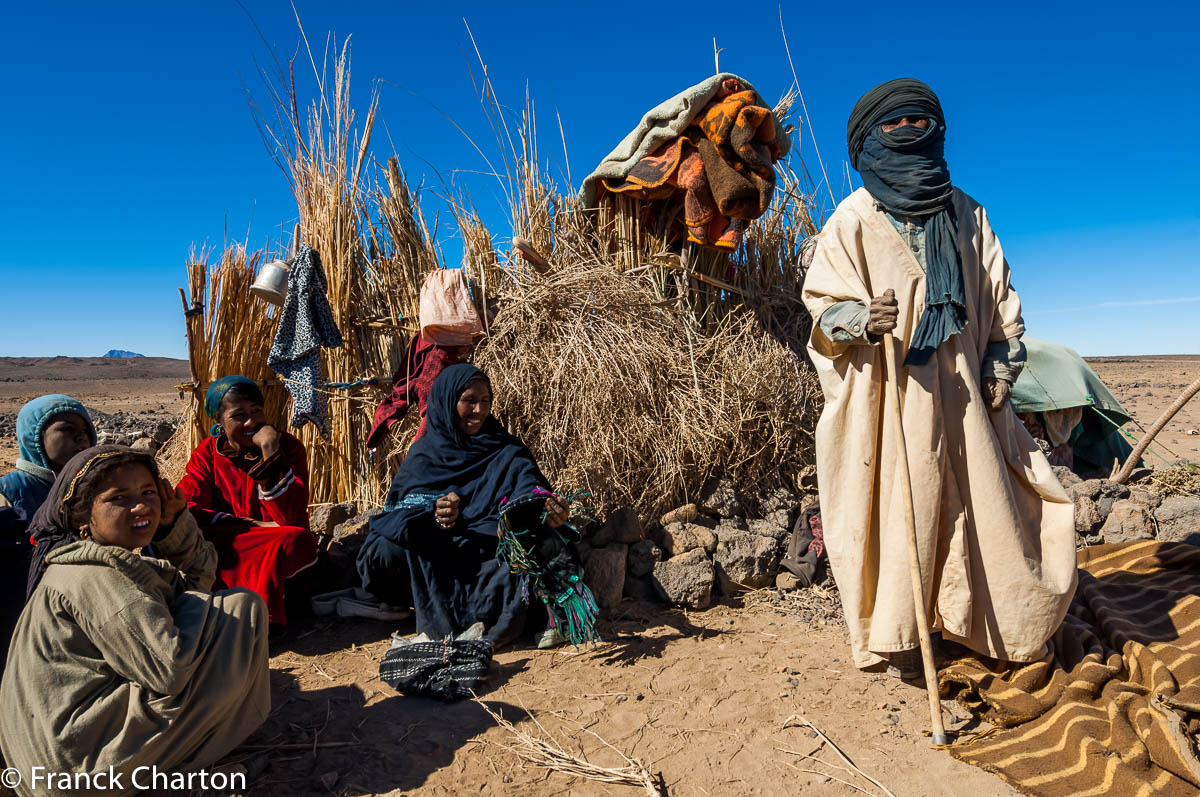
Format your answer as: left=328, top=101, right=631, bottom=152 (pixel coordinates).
left=474, top=234, right=820, bottom=519
left=470, top=89, right=822, bottom=517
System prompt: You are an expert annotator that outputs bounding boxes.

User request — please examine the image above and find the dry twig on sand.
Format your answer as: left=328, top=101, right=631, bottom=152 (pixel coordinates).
left=745, top=579, right=846, bottom=628
left=473, top=698, right=666, bottom=796
left=1149, top=462, right=1200, bottom=497
left=781, top=714, right=896, bottom=797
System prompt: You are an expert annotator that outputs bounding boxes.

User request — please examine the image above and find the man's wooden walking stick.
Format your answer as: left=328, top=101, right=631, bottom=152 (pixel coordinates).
left=881, top=331, right=950, bottom=746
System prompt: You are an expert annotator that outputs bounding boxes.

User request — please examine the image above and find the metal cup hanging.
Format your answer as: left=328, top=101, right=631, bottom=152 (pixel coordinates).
left=250, top=259, right=291, bottom=306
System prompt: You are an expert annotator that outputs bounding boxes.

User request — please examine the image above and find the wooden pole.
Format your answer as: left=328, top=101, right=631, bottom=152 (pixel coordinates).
left=1113, top=376, right=1200, bottom=484
left=178, top=287, right=199, bottom=387
left=881, top=332, right=949, bottom=746
left=178, top=285, right=205, bottom=440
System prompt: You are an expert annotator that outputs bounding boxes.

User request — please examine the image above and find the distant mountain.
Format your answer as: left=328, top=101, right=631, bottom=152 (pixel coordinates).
left=102, top=350, right=145, bottom=358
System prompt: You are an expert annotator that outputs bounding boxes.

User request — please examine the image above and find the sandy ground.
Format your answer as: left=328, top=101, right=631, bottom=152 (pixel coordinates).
left=248, top=600, right=1009, bottom=797
left=1087, top=355, right=1200, bottom=465
left=2, top=354, right=1198, bottom=796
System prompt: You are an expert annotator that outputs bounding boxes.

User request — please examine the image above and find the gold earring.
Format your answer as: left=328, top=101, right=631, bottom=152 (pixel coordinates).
left=79, top=527, right=92, bottom=540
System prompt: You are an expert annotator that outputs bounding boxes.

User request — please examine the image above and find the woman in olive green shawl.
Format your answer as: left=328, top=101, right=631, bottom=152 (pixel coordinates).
left=1, top=446, right=269, bottom=796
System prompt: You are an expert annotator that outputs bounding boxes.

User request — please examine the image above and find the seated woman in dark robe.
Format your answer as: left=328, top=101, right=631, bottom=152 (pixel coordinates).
left=358, top=364, right=571, bottom=647
left=178, top=376, right=318, bottom=626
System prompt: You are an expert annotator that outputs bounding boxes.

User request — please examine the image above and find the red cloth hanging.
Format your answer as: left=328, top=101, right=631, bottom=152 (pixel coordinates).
left=367, top=332, right=467, bottom=450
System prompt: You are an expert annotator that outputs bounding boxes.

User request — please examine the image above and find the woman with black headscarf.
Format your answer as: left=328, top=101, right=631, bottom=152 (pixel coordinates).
left=357, top=364, right=571, bottom=647
left=801, top=79, right=1076, bottom=679
left=1, top=446, right=268, bottom=795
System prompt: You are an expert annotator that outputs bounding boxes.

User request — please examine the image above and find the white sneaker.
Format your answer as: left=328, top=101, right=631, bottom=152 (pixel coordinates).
left=310, top=588, right=356, bottom=617
left=336, top=597, right=411, bottom=621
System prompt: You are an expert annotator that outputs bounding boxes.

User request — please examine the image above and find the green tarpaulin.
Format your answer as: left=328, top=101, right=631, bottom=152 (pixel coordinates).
left=1012, top=338, right=1134, bottom=473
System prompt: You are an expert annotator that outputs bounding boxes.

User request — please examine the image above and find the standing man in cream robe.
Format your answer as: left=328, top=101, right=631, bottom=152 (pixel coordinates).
left=802, top=78, right=1076, bottom=678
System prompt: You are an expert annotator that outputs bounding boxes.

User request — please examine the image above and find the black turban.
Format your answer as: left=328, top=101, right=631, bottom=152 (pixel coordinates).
left=845, top=78, right=966, bottom=367
left=846, top=78, right=945, bottom=170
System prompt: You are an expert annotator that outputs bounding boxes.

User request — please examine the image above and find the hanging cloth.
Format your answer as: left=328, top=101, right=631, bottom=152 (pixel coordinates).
left=268, top=245, right=343, bottom=436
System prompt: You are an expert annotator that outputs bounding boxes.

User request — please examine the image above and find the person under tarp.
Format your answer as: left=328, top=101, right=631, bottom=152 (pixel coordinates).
left=358, top=364, right=579, bottom=649
left=1, top=447, right=268, bottom=796
left=802, top=78, right=1077, bottom=678
left=1012, top=337, right=1136, bottom=476
left=178, top=376, right=318, bottom=626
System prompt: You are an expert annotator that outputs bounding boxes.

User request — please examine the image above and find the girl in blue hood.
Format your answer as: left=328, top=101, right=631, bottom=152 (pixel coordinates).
left=1, top=395, right=96, bottom=678
left=0, top=394, right=97, bottom=520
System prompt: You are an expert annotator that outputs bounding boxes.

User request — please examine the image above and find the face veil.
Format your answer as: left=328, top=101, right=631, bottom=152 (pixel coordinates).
left=846, top=78, right=967, bottom=366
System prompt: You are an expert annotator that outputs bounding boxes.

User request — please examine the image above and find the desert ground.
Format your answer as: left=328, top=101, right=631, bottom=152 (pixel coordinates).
left=1, top=354, right=1197, bottom=796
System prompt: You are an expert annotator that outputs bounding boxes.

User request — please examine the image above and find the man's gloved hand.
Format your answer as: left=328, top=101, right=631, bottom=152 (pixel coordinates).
left=867, top=289, right=899, bottom=335
left=983, top=377, right=1012, bottom=410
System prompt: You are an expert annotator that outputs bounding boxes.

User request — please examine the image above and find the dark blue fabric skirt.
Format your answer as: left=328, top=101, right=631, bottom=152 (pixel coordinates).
left=358, top=516, right=528, bottom=647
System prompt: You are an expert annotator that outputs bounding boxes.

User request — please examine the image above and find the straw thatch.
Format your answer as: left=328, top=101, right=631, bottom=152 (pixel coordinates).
left=168, top=31, right=824, bottom=517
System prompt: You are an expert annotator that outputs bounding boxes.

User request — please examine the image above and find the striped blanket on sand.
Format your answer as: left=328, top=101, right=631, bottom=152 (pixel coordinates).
left=940, top=540, right=1200, bottom=795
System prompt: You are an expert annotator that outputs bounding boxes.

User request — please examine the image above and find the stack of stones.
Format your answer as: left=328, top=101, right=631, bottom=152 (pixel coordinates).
left=308, top=502, right=376, bottom=587
left=305, top=480, right=815, bottom=612
left=577, top=477, right=807, bottom=611
left=90, top=409, right=177, bottom=455
left=1058, top=466, right=1200, bottom=547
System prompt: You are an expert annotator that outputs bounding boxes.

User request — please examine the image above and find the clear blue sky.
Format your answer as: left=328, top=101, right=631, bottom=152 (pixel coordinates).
left=1, top=1, right=1196, bottom=358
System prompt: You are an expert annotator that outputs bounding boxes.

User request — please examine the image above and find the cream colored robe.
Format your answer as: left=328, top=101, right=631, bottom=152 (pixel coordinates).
left=803, top=187, right=1077, bottom=669
left=0, top=512, right=269, bottom=797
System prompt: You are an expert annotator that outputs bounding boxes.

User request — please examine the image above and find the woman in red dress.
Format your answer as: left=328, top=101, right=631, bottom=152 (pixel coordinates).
left=179, top=376, right=318, bottom=625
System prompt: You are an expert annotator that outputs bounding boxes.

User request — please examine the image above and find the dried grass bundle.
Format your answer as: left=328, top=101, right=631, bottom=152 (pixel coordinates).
left=476, top=255, right=820, bottom=518
left=253, top=31, right=438, bottom=506
left=473, top=102, right=822, bottom=516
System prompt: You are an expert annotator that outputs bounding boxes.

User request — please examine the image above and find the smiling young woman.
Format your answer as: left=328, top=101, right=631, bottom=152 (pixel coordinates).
left=1, top=446, right=269, bottom=796
left=177, top=376, right=318, bottom=627
left=358, top=364, right=573, bottom=649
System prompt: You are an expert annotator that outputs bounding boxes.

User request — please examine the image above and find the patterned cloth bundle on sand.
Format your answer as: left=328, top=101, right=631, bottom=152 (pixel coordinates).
left=581, top=73, right=790, bottom=250
left=941, top=540, right=1200, bottom=796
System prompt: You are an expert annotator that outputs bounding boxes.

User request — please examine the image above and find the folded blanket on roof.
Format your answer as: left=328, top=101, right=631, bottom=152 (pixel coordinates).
left=580, top=72, right=790, bottom=209
left=586, top=75, right=787, bottom=250
left=268, top=245, right=343, bottom=437
left=696, top=87, right=778, bottom=220
left=940, top=541, right=1200, bottom=796
left=698, top=89, right=778, bottom=178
